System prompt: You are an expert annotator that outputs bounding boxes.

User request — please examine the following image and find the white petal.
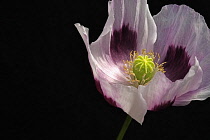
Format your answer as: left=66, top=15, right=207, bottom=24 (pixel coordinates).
left=99, top=78, right=147, bottom=124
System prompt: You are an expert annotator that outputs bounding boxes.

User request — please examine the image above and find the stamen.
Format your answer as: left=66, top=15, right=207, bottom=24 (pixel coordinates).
left=123, top=49, right=166, bottom=87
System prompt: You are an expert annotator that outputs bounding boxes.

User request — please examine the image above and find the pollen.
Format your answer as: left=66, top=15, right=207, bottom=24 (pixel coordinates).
left=123, top=49, right=166, bottom=87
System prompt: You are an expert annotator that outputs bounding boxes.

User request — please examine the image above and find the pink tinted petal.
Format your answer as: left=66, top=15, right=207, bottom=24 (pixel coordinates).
left=75, top=24, right=128, bottom=83
left=140, top=57, right=202, bottom=109
left=94, top=79, right=118, bottom=107
left=110, top=24, right=138, bottom=66
left=75, top=23, right=98, bottom=80
left=99, top=78, right=147, bottom=124
left=112, top=0, right=123, bottom=30
left=112, top=0, right=157, bottom=53
left=136, top=4, right=157, bottom=52
left=91, top=31, right=128, bottom=83
left=193, top=54, right=210, bottom=99
left=189, top=54, right=210, bottom=101
left=175, top=55, right=210, bottom=104
left=108, top=1, right=112, bottom=15
left=139, top=72, right=173, bottom=111
left=110, top=0, right=139, bottom=65
left=199, top=54, right=210, bottom=88
left=153, top=4, right=210, bottom=103
left=123, top=0, right=138, bottom=28
left=172, top=57, right=203, bottom=106
left=153, top=5, right=210, bottom=65
left=192, top=85, right=210, bottom=101
left=74, top=24, right=121, bottom=83
left=112, top=0, right=140, bottom=29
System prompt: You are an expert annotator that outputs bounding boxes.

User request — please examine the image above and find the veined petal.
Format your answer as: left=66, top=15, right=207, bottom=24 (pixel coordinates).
left=188, top=53, right=210, bottom=101
left=74, top=23, right=98, bottom=80
left=172, top=57, right=203, bottom=106
left=153, top=5, right=210, bottom=65
left=99, top=77, right=147, bottom=124
left=139, top=57, right=202, bottom=110
left=75, top=23, right=131, bottom=108
left=153, top=4, right=210, bottom=103
left=139, top=72, right=173, bottom=111
left=175, top=55, right=210, bottom=104
left=110, top=0, right=157, bottom=65
left=172, top=57, right=202, bottom=98
left=199, top=54, right=210, bottom=88
left=91, top=32, right=129, bottom=83
left=108, top=1, right=112, bottom=15
left=136, top=4, right=157, bottom=52
left=75, top=0, right=127, bottom=83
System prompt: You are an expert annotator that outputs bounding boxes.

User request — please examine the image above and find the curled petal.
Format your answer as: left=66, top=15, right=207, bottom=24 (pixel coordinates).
left=75, top=24, right=127, bottom=84
left=74, top=23, right=98, bottom=80
left=194, top=54, right=210, bottom=99
left=199, top=54, right=210, bottom=88
left=139, top=57, right=202, bottom=109
left=172, top=57, right=203, bottom=106
left=175, top=55, right=210, bottom=104
left=99, top=77, right=147, bottom=124
left=153, top=4, right=210, bottom=102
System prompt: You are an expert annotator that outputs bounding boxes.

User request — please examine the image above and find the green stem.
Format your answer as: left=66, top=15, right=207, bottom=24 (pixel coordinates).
left=116, top=115, right=132, bottom=140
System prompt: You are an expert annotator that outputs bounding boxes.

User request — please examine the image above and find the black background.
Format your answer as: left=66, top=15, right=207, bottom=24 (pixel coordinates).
left=1, top=0, right=210, bottom=139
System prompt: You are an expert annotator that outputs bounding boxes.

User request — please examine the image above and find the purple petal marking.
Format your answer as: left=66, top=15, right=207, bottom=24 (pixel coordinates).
left=94, top=79, right=103, bottom=94
left=152, top=99, right=175, bottom=111
left=110, top=24, right=137, bottom=64
left=94, top=79, right=118, bottom=107
left=163, top=45, right=191, bottom=82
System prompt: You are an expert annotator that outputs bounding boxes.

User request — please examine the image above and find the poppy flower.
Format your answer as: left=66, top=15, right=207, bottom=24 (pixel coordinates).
left=75, top=0, right=210, bottom=125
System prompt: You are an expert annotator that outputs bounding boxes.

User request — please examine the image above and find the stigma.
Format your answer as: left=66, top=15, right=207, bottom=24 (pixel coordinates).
left=123, top=49, right=166, bottom=87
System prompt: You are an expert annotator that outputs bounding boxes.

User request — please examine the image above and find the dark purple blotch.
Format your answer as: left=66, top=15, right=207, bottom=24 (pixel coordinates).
left=94, top=79, right=118, bottom=107
left=152, top=99, right=175, bottom=111
left=163, top=45, right=191, bottom=82
left=110, top=24, right=137, bottom=64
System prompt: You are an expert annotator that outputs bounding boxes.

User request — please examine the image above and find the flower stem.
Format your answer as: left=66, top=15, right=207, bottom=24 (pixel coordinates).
left=116, top=115, right=132, bottom=140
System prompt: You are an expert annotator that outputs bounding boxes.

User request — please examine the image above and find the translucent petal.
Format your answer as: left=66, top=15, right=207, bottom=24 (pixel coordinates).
left=75, top=23, right=127, bottom=83
left=99, top=77, right=147, bottom=124
left=153, top=5, right=210, bottom=65
left=112, top=0, right=157, bottom=53
left=153, top=4, right=210, bottom=103
left=139, top=57, right=202, bottom=109
left=172, top=57, right=203, bottom=106
left=139, top=72, right=173, bottom=110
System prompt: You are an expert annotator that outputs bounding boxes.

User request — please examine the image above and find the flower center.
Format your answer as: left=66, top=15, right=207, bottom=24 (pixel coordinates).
left=133, top=55, right=155, bottom=85
left=123, top=49, right=166, bottom=87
